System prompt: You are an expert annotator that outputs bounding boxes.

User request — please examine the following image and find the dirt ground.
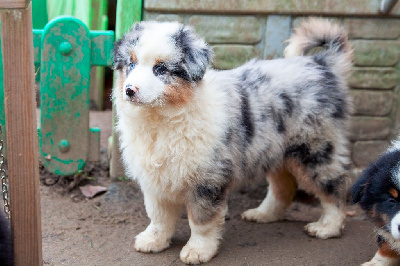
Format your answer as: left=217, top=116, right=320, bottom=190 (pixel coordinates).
left=39, top=110, right=377, bottom=266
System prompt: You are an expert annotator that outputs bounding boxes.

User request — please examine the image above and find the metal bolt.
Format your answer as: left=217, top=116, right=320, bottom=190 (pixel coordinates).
left=59, top=41, right=72, bottom=55
left=58, top=139, right=71, bottom=153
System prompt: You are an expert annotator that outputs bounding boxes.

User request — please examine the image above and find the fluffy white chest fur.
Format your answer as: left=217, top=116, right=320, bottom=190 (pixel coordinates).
left=115, top=71, right=231, bottom=194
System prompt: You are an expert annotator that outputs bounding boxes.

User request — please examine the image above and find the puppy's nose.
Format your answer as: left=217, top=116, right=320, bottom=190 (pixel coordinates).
left=126, top=87, right=135, bottom=97
left=125, top=84, right=138, bottom=97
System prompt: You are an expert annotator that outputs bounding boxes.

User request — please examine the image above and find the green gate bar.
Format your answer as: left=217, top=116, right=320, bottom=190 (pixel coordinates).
left=0, top=16, right=114, bottom=175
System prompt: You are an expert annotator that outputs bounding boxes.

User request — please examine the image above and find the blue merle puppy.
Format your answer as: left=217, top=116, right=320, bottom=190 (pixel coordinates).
left=113, top=18, right=353, bottom=264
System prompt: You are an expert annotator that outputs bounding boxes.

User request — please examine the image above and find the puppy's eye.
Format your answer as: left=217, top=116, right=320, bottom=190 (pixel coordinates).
left=129, top=62, right=135, bottom=71
left=388, top=198, right=397, bottom=205
left=153, top=63, right=167, bottom=76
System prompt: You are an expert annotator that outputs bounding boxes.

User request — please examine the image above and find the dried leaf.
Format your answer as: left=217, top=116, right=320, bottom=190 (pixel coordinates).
left=79, top=185, right=107, bottom=198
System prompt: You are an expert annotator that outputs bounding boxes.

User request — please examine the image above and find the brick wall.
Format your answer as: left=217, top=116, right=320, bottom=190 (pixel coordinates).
left=143, top=0, right=400, bottom=177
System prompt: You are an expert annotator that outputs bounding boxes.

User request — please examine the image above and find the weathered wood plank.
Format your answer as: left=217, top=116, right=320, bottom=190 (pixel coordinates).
left=144, top=0, right=400, bottom=16
left=0, top=3, right=43, bottom=265
left=0, top=0, right=29, bottom=9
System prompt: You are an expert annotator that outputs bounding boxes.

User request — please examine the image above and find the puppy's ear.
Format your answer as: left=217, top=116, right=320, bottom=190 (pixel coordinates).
left=113, top=39, right=125, bottom=70
left=174, top=26, right=213, bottom=82
left=113, top=23, right=144, bottom=71
left=351, top=165, right=377, bottom=204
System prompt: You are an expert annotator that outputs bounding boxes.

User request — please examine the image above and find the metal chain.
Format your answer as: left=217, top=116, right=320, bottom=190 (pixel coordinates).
left=0, top=124, right=10, bottom=219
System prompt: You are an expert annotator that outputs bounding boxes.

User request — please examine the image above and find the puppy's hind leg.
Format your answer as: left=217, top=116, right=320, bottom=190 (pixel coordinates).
left=304, top=172, right=347, bottom=239
left=242, top=166, right=297, bottom=223
left=134, top=190, right=182, bottom=253
left=304, top=196, right=346, bottom=239
left=287, top=158, right=348, bottom=239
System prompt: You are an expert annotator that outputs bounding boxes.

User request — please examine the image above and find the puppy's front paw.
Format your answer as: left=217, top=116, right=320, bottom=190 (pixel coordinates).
left=134, top=230, right=170, bottom=253
left=180, top=241, right=218, bottom=265
left=304, top=221, right=342, bottom=239
left=361, top=261, right=377, bottom=266
left=361, top=251, right=400, bottom=266
left=241, top=208, right=284, bottom=223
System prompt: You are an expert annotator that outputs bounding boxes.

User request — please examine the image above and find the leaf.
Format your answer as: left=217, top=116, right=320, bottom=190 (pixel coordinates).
left=79, top=185, right=108, bottom=198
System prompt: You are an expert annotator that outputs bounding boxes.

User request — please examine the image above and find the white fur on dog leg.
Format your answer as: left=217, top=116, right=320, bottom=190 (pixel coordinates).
left=241, top=190, right=286, bottom=223
left=304, top=221, right=342, bottom=239
left=305, top=202, right=345, bottom=239
left=181, top=207, right=224, bottom=264
left=180, top=235, right=219, bottom=265
left=134, top=190, right=181, bottom=253
left=134, top=226, right=171, bottom=253
left=241, top=207, right=284, bottom=223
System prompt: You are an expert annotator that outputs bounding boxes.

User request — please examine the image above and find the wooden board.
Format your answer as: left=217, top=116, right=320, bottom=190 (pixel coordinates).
left=0, top=3, right=43, bottom=265
left=0, top=0, right=29, bottom=9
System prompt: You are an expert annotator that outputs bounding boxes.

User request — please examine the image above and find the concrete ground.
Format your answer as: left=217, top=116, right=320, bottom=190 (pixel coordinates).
left=39, top=110, right=377, bottom=265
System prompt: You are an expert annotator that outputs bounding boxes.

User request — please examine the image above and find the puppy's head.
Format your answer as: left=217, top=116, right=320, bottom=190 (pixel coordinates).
left=113, top=21, right=212, bottom=107
left=352, top=147, right=400, bottom=238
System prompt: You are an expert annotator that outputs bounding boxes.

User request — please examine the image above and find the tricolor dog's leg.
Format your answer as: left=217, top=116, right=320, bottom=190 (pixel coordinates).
left=180, top=185, right=229, bottom=264
left=242, top=166, right=297, bottom=223
left=134, top=190, right=182, bottom=253
left=362, top=240, right=400, bottom=266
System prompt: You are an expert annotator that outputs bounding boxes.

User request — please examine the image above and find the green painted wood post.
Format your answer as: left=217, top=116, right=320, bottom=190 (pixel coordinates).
left=32, top=0, right=48, bottom=82
left=38, top=16, right=114, bottom=175
left=110, top=0, right=142, bottom=178
left=39, top=17, right=92, bottom=175
left=90, top=0, right=109, bottom=110
left=32, top=0, right=48, bottom=29
left=115, top=0, right=142, bottom=39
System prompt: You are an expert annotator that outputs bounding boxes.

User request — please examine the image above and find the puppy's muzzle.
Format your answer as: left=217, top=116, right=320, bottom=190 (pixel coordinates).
left=125, top=84, right=139, bottom=98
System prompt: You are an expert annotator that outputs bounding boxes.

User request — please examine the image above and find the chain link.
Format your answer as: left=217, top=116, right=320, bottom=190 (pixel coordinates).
left=0, top=124, right=10, bottom=220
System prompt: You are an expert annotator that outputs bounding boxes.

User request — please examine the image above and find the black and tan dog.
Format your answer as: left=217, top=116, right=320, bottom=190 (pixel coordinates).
left=0, top=211, right=13, bottom=266
left=113, top=18, right=353, bottom=264
left=352, top=140, right=400, bottom=265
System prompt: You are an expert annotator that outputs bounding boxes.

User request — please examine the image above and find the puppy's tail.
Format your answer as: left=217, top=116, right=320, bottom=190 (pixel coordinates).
left=284, top=18, right=353, bottom=78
